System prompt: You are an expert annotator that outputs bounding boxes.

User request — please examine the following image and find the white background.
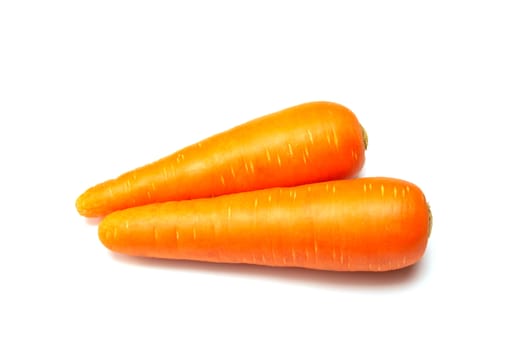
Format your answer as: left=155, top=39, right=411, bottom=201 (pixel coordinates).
left=1, top=1, right=524, bottom=349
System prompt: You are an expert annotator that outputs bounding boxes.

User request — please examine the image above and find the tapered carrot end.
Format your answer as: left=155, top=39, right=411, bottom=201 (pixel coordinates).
left=76, top=187, right=105, bottom=218
left=75, top=191, right=93, bottom=217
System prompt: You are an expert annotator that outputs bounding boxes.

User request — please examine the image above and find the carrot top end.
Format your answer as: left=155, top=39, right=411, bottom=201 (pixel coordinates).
left=427, top=203, right=433, bottom=238
left=361, top=125, right=368, bottom=150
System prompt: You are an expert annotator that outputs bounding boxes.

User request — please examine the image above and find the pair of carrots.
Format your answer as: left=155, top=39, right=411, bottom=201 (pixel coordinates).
left=77, top=101, right=431, bottom=272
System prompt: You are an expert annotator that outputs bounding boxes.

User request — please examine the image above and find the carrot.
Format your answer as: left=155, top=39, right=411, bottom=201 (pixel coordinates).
left=98, top=177, right=431, bottom=272
left=76, top=101, right=367, bottom=217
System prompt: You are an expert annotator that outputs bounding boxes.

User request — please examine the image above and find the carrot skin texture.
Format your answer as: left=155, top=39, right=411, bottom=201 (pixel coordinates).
left=76, top=101, right=366, bottom=217
left=98, top=178, right=431, bottom=272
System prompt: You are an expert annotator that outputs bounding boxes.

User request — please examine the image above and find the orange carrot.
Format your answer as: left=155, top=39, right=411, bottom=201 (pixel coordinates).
left=98, top=177, right=431, bottom=272
left=76, top=101, right=367, bottom=217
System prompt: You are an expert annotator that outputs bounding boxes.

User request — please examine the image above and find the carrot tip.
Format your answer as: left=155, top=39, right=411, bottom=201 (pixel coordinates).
left=75, top=195, right=86, bottom=215
left=75, top=190, right=100, bottom=218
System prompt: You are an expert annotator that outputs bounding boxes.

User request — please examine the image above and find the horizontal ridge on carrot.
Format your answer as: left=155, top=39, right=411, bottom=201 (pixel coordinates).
left=98, top=177, right=431, bottom=272
left=76, top=101, right=367, bottom=217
